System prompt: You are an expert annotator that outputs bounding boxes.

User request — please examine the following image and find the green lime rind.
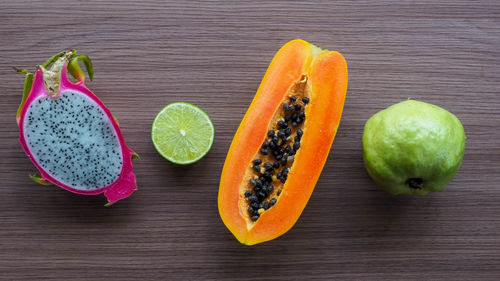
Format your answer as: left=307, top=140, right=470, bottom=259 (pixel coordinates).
left=151, top=102, right=215, bottom=165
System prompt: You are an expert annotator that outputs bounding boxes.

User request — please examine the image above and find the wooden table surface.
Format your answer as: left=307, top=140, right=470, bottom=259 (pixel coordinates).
left=1, top=1, right=499, bottom=280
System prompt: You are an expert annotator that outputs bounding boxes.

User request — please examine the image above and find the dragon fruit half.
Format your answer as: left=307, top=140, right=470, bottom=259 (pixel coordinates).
left=15, top=50, right=138, bottom=205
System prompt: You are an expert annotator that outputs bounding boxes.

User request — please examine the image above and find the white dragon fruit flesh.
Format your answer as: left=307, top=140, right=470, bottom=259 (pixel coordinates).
left=16, top=50, right=138, bottom=205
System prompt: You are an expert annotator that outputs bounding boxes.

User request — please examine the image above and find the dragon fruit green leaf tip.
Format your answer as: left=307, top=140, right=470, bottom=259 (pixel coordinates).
left=15, top=50, right=139, bottom=205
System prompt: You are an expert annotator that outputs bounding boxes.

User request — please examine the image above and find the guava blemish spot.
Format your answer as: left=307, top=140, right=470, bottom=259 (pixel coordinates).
left=406, top=178, right=423, bottom=189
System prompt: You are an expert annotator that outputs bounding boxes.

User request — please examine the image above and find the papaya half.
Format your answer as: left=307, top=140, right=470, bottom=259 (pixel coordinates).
left=218, top=39, right=348, bottom=245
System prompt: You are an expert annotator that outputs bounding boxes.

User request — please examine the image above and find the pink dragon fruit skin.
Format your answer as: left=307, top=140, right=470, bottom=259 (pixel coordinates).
left=16, top=50, right=138, bottom=205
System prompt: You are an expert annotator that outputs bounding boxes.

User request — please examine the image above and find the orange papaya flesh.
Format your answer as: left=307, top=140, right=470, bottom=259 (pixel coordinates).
left=218, top=39, right=348, bottom=245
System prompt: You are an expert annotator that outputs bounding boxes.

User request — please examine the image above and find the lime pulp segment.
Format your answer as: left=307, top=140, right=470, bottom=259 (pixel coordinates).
left=152, top=102, right=214, bottom=164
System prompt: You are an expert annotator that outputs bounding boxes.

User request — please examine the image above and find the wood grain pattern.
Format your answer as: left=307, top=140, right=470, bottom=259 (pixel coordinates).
left=1, top=0, right=499, bottom=280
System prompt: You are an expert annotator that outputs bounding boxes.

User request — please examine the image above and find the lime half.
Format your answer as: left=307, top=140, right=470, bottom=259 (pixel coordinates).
left=152, top=102, right=215, bottom=165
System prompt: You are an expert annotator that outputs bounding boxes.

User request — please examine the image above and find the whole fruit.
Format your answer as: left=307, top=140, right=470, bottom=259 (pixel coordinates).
left=363, top=100, right=465, bottom=195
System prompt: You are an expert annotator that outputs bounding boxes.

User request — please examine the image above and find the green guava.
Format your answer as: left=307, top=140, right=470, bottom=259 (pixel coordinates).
left=362, top=100, right=465, bottom=195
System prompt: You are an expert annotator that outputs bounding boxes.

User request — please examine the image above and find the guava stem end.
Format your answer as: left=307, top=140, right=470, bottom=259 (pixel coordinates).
left=406, top=178, right=423, bottom=189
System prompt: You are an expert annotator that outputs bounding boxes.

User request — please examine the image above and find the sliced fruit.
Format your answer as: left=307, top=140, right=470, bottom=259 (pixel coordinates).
left=218, top=39, right=348, bottom=245
left=152, top=102, right=215, bottom=165
left=16, top=50, right=138, bottom=204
